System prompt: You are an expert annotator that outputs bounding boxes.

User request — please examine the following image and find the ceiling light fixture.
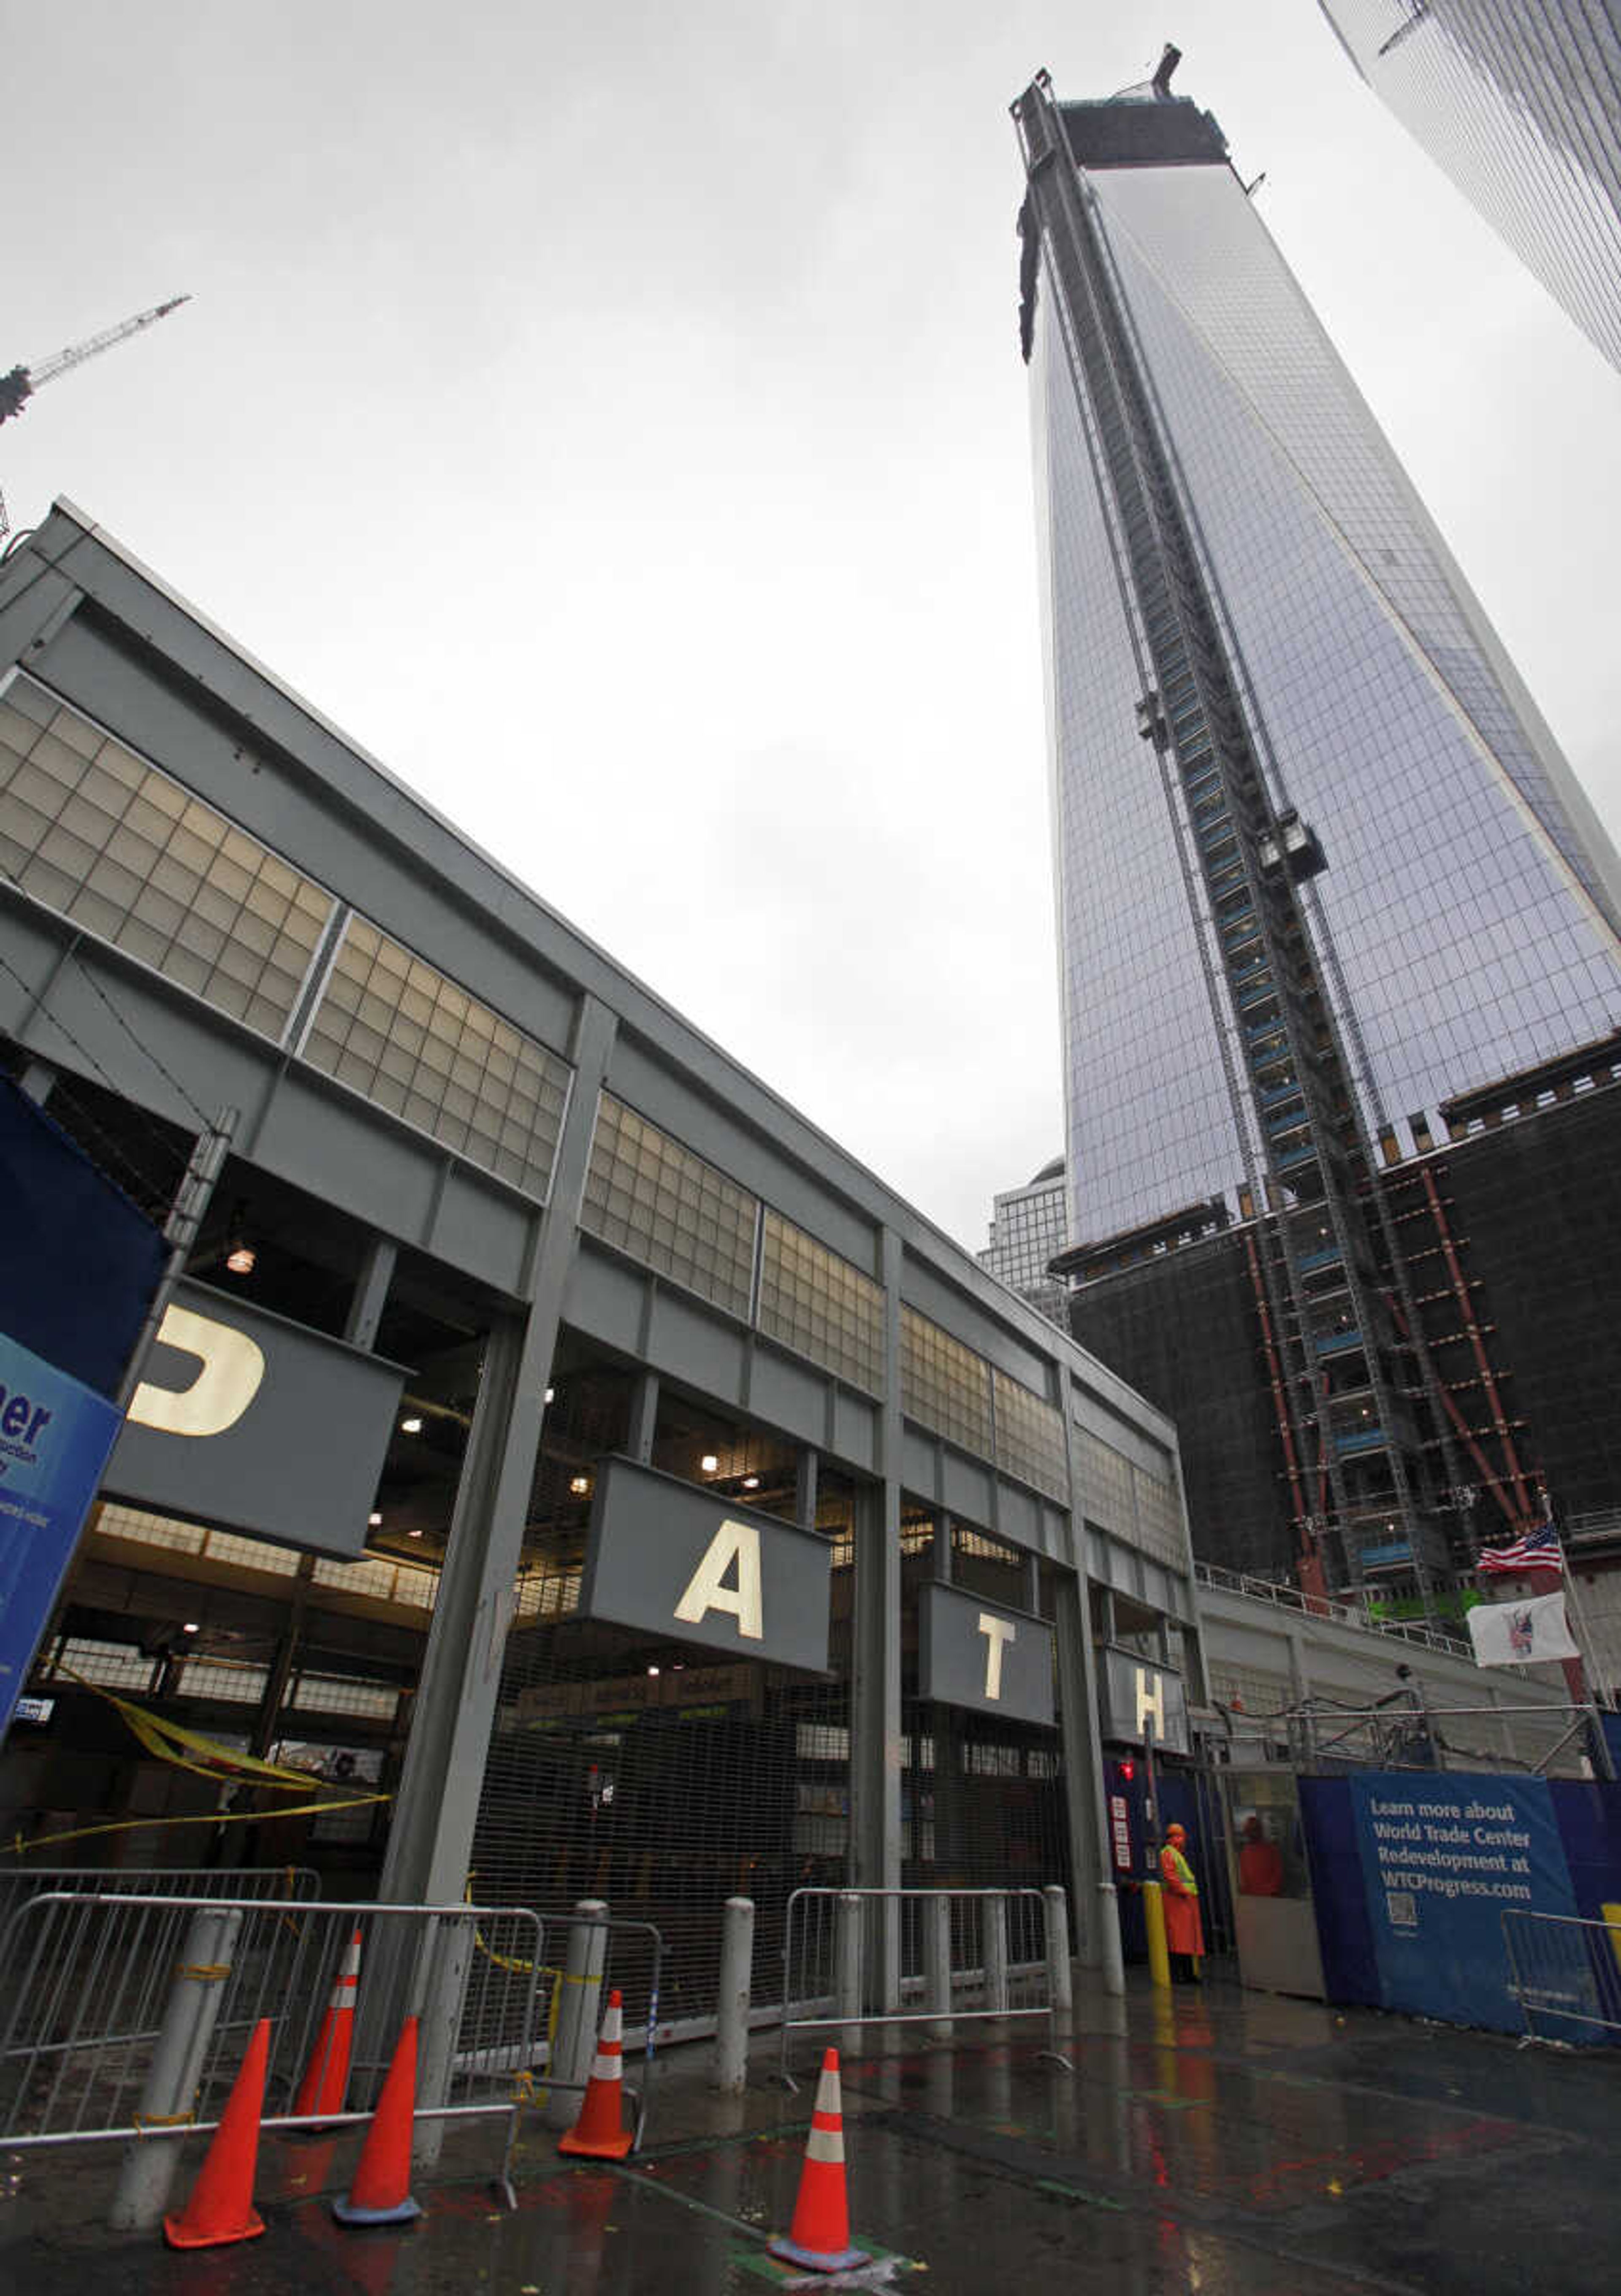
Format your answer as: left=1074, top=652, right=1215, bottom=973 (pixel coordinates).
left=743, top=1475, right=760, bottom=1490
left=369, top=1511, right=383, bottom=1527
left=225, top=1243, right=255, bottom=1275
left=409, top=1528, right=424, bottom=1539
left=700, top=1454, right=719, bottom=1474
left=570, top=1475, right=591, bottom=1495
left=400, top=1416, right=423, bottom=1435
left=545, top=1386, right=555, bottom=1405
left=182, top=1621, right=200, bottom=1634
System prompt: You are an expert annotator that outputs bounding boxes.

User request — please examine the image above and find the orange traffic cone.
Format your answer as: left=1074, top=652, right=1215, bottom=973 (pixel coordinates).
left=557, top=1988, right=634, bottom=2160
left=293, top=1925, right=363, bottom=2121
left=769, top=2047, right=867, bottom=2274
left=163, top=2018, right=271, bottom=2250
left=332, top=2017, right=423, bottom=2228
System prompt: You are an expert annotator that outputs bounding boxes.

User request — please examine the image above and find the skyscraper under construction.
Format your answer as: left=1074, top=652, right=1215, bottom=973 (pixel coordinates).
left=1011, top=55, right=1621, bottom=1604
left=1319, top=1, right=1621, bottom=376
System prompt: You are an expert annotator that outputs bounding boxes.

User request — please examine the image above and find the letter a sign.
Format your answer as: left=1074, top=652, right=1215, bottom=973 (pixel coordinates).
left=674, top=1519, right=764, bottom=1640
left=580, top=1455, right=832, bottom=1671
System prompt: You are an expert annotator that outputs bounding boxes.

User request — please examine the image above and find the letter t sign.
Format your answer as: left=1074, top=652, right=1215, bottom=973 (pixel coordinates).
left=977, top=1611, right=1016, bottom=1700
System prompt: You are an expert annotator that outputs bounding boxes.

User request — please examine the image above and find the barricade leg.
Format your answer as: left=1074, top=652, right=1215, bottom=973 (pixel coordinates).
left=924, top=1892, right=953, bottom=2041
left=545, top=1900, right=608, bottom=2131
left=412, top=1912, right=474, bottom=2167
left=713, top=1898, right=753, bottom=2095
left=109, top=1908, right=242, bottom=2233
left=835, top=1893, right=863, bottom=2048
left=984, top=1894, right=1008, bottom=2015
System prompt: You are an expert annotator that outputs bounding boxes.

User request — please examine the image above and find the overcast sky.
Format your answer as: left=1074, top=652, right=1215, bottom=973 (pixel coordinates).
left=5, top=4, right=1618, bottom=1259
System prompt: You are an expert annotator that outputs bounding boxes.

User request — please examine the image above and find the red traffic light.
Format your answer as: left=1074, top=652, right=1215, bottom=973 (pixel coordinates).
left=1118, top=1759, right=1136, bottom=1782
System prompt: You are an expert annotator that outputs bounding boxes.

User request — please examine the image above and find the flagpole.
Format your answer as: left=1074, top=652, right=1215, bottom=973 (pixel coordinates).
left=1559, top=1548, right=1606, bottom=1707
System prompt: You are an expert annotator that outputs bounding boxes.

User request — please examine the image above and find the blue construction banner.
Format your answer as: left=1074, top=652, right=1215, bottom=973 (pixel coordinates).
left=1346, top=1771, right=1577, bottom=2032
left=0, top=1330, right=124, bottom=1735
left=0, top=1078, right=165, bottom=1399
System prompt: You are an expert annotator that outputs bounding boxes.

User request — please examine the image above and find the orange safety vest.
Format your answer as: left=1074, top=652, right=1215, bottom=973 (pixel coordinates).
left=1159, top=1841, right=1205, bottom=1958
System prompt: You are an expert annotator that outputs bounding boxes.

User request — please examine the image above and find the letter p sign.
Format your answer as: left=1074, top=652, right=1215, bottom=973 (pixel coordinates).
left=127, top=1305, right=266, bottom=1439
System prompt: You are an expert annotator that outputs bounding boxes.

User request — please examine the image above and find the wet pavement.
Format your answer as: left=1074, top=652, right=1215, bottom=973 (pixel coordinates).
left=3, top=1972, right=1617, bottom=2293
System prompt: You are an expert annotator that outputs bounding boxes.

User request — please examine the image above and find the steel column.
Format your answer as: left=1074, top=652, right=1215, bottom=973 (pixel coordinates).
left=377, top=996, right=615, bottom=1910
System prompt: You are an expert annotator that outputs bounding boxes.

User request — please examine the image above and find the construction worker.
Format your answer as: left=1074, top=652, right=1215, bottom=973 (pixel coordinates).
left=1238, top=1812, right=1284, bottom=1898
left=1160, top=1822, right=1204, bottom=1982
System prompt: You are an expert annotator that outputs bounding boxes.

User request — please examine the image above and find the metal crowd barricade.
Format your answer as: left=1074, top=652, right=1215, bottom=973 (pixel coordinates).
left=777, top=1884, right=1073, bottom=2090
left=1502, top=1907, right=1621, bottom=2044
left=0, top=1864, right=319, bottom=1936
left=0, top=1893, right=543, bottom=2217
left=507, top=1904, right=664, bottom=2150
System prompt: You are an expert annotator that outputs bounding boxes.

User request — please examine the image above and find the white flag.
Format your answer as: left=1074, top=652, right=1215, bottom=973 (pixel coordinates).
left=1467, top=1589, right=1579, bottom=1668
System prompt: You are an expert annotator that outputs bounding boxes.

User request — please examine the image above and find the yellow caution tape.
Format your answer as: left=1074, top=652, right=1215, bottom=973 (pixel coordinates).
left=133, top=2109, right=196, bottom=2130
left=3, top=1671, right=393, bottom=1857
left=7, top=1793, right=390, bottom=1857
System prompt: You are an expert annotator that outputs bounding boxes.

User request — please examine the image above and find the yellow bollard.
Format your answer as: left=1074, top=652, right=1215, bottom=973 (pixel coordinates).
left=1142, top=1878, right=1171, bottom=1990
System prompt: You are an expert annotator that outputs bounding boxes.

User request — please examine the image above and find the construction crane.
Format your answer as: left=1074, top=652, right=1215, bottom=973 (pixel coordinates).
left=0, top=295, right=190, bottom=427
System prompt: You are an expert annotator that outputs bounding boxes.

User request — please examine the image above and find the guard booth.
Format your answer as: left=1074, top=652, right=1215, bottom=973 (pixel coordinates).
left=1220, top=1768, right=1324, bottom=1997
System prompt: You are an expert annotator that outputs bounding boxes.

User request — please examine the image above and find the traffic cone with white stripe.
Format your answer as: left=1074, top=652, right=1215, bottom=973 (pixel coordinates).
left=293, top=1925, right=363, bottom=2122
left=770, top=2047, right=867, bottom=2274
left=557, top=1988, right=634, bottom=2159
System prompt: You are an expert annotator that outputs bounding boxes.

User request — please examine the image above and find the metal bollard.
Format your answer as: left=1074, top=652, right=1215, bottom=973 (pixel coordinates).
left=1098, top=1879, right=1125, bottom=1998
left=835, top=1891, right=863, bottom=2037
left=712, top=1897, right=754, bottom=2094
left=109, top=1906, right=243, bottom=2231
left=1044, top=1884, right=1073, bottom=2027
left=984, top=1893, right=1009, bottom=2015
left=924, top=1891, right=953, bottom=2040
left=1142, top=1879, right=1171, bottom=1991
left=545, top=1898, right=609, bottom=2130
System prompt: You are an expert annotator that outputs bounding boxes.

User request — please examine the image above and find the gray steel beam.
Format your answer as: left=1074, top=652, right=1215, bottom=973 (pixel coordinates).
left=345, top=1236, right=397, bottom=1352
left=850, top=1229, right=903, bottom=2007
left=377, top=996, right=615, bottom=1908
left=1054, top=1571, right=1122, bottom=1993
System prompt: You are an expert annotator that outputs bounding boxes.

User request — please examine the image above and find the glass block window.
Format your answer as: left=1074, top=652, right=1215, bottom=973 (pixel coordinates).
left=52, top=1638, right=153, bottom=1691
left=178, top=1661, right=270, bottom=1704
left=290, top=1674, right=398, bottom=1721
left=1075, top=1424, right=1135, bottom=1541
left=581, top=1093, right=758, bottom=1317
left=303, top=916, right=571, bottom=1196
left=759, top=1211, right=884, bottom=1394
left=900, top=1308, right=992, bottom=1460
left=992, top=1370, right=1069, bottom=1501
left=1077, top=1424, right=1188, bottom=1569
left=0, top=674, right=333, bottom=1041
left=94, top=1505, right=304, bottom=1576
left=1132, top=1454, right=1187, bottom=1570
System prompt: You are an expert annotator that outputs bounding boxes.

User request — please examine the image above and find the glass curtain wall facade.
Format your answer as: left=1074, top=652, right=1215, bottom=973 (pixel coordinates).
left=1012, top=63, right=1621, bottom=1591
left=1320, top=0, right=1621, bottom=374
left=979, top=1157, right=1069, bottom=1323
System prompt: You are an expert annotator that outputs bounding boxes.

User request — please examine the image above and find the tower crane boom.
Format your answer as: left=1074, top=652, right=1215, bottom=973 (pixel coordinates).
left=0, top=295, right=191, bottom=425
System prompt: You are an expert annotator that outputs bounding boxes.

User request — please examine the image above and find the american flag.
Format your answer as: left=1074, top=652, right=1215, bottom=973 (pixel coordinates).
left=1476, top=1524, right=1564, bottom=1577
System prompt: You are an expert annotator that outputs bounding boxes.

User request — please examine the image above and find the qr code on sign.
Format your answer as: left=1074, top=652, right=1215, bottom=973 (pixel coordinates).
left=1386, top=1890, right=1417, bottom=1930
